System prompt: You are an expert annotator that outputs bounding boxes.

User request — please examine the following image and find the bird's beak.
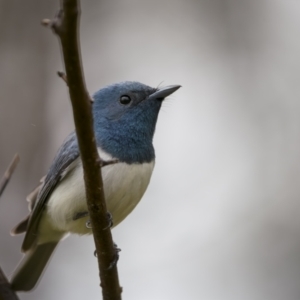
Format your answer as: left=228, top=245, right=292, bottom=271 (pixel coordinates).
left=149, top=85, right=181, bottom=101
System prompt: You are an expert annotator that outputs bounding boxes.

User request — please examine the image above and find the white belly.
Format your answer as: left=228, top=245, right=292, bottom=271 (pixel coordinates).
left=43, top=148, right=154, bottom=236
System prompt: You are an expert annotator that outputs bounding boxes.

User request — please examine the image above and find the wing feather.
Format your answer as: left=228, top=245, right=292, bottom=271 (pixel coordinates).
left=21, top=132, right=79, bottom=252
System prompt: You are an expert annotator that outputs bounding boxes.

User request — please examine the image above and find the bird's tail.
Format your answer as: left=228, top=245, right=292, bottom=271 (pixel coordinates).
left=10, top=242, right=58, bottom=291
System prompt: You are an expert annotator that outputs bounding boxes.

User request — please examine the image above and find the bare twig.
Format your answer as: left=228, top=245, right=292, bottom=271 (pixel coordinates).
left=0, top=154, right=20, bottom=198
left=99, top=159, right=119, bottom=168
left=0, top=268, right=19, bottom=300
left=56, top=71, right=95, bottom=103
left=45, top=1, right=122, bottom=299
left=41, top=18, right=51, bottom=26
left=57, top=71, right=68, bottom=84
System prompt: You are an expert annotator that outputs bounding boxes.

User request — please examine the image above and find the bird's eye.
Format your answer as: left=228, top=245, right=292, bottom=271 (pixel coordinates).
left=119, top=95, right=131, bottom=105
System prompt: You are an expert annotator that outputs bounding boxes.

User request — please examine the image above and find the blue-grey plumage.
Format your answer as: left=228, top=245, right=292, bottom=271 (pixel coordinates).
left=10, top=81, right=181, bottom=291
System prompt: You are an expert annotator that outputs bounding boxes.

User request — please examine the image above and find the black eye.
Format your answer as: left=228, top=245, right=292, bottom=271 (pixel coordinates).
left=120, top=95, right=131, bottom=105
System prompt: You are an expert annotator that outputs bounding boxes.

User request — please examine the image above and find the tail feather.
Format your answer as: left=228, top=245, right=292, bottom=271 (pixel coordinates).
left=10, top=242, right=58, bottom=291
left=10, top=216, right=29, bottom=235
left=10, top=178, right=44, bottom=236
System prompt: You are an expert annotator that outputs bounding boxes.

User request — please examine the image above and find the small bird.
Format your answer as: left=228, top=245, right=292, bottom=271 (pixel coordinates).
left=10, top=81, right=181, bottom=291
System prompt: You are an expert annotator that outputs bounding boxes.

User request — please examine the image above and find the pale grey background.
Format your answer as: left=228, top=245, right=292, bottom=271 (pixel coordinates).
left=1, top=0, right=300, bottom=299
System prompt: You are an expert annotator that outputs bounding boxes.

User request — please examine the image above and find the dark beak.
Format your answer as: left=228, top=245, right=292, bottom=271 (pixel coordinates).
left=149, top=85, right=181, bottom=101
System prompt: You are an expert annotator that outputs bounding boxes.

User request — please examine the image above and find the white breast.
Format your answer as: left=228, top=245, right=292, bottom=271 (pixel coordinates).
left=44, top=148, right=154, bottom=236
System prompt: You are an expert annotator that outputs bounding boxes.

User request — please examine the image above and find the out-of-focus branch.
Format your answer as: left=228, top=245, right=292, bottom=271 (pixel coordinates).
left=0, top=268, right=19, bottom=300
left=0, top=154, right=19, bottom=198
left=43, top=1, right=122, bottom=299
left=0, top=155, right=20, bottom=300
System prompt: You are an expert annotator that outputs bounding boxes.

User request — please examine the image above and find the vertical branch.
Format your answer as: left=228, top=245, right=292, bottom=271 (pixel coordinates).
left=0, top=155, right=20, bottom=300
left=44, top=0, right=122, bottom=299
left=0, top=268, right=19, bottom=300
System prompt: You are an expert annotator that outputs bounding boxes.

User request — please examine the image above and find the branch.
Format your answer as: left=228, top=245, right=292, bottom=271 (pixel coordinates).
left=44, top=1, right=122, bottom=299
left=0, top=154, right=19, bottom=198
left=0, top=268, right=19, bottom=300
left=0, top=154, right=20, bottom=300
left=0, top=155, right=20, bottom=300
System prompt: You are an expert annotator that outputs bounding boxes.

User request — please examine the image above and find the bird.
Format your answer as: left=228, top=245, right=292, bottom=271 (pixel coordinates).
left=10, top=81, right=181, bottom=291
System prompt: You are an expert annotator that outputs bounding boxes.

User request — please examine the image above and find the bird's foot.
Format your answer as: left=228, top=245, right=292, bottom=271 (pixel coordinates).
left=103, top=212, right=113, bottom=230
left=93, top=243, right=121, bottom=265
left=107, top=243, right=121, bottom=270
left=86, top=211, right=112, bottom=230
left=86, top=219, right=92, bottom=229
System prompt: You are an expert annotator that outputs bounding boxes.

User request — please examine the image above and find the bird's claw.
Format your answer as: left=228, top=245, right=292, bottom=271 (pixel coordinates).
left=86, top=219, right=92, bottom=229
left=103, top=212, right=113, bottom=230
left=107, top=243, right=121, bottom=270
left=86, top=211, right=112, bottom=230
left=93, top=243, right=121, bottom=268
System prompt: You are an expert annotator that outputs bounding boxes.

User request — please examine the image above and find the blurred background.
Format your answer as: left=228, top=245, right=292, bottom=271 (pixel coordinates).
left=1, top=0, right=300, bottom=299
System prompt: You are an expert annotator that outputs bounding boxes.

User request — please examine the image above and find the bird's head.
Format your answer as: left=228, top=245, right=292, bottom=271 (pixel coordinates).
left=92, top=81, right=181, bottom=162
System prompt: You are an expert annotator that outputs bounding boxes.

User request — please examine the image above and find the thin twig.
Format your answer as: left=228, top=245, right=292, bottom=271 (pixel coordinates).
left=99, top=159, right=119, bottom=168
left=45, top=1, right=122, bottom=299
left=41, top=18, right=51, bottom=26
left=0, top=268, right=19, bottom=300
left=57, top=71, right=94, bottom=102
left=57, top=71, right=68, bottom=84
left=0, top=154, right=20, bottom=198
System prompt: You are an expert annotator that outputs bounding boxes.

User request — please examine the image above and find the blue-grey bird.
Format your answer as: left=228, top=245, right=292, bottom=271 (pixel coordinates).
left=10, top=81, right=181, bottom=291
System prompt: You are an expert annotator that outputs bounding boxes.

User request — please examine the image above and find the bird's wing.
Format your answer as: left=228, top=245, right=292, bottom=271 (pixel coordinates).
left=22, top=132, right=80, bottom=252
left=11, top=176, right=47, bottom=236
